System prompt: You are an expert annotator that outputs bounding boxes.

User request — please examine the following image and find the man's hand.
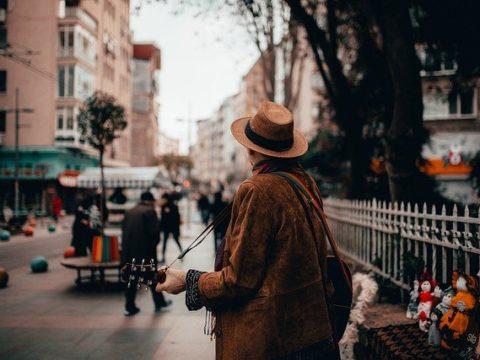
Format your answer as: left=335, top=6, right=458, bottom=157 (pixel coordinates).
left=155, top=268, right=186, bottom=295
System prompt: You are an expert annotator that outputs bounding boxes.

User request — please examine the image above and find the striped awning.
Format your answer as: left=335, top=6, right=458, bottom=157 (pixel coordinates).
left=58, top=170, right=81, bottom=188
left=77, top=167, right=171, bottom=189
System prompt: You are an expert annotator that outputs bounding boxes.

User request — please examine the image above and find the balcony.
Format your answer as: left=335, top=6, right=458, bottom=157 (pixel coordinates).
left=64, top=7, right=97, bottom=32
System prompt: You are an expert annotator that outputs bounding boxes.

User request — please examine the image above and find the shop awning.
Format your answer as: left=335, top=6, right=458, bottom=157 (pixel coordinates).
left=58, top=170, right=81, bottom=188
left=77, top=167, right=171, bottom=189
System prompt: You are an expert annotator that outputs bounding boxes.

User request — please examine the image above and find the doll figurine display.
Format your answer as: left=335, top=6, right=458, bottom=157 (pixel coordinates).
left=439, top=273, right=479, bottom=350
left=417, top=274, right=440, bottom=332
left=428, top=287, right=455, bottom=347
left=406, top=280, right=420, bottom=319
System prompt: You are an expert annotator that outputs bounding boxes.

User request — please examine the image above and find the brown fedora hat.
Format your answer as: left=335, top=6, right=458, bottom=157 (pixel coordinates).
left=231, top=101, right=308, bottom=158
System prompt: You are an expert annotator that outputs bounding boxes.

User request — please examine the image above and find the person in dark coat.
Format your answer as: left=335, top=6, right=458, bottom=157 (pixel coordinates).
left=71, top=196, right=94, bottom=256
left=197, top=192, right=211, bottom=225
left=121, top=191, right=170, bottom=316
left=210, top=190, right=229, bottom=252
left=109, top=187, right=127, bottom=205
left=159, top=192, right=183, bottom=264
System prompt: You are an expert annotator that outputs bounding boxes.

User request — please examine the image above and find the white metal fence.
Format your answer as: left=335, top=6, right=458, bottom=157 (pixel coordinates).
left=324, top=198, right=480, bottom=290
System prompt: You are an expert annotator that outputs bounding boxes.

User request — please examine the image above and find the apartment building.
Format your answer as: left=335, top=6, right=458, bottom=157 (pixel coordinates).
left=131, top=43, right=161, bottom=166
left=0, top=0, right=132, bottom=212
left=419, top=48, right=480, bottom=203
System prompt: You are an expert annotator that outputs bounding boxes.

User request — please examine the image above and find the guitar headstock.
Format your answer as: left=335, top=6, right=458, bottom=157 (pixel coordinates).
left=121, top=258, right=158, bottom=289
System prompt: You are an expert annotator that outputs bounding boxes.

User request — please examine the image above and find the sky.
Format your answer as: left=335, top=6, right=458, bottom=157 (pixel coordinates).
left=130, top=2, right=258, bottom=153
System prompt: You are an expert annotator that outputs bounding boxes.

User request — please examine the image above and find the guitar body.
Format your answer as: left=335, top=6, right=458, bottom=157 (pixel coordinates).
left=327, top=256, right=353, bottom=342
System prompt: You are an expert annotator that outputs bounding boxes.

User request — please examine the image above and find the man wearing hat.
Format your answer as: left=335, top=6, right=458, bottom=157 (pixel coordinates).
left=122, top=191, right=171, bottom=316
left=156, top=101, right=338, bottom=359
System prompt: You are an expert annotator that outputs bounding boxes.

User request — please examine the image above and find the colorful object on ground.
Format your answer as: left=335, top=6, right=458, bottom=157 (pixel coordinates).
left=417, top=272, right=441, bottom=332
left=63, top=246, right=76, bottom=258
left=439, top=273, right=478, bottom=350
left=91, top=236, right=120, bottom=263
left=428, top=287, right=455, bottom=347
left=48, top=224, right=56, bottom=233
left=30, top=256, right=48, bottom=273
left=0, top=267, right=9, bottom=288
left=23, top=226, right=34, bottom=236
left=0, top=230, right=11, bottom=241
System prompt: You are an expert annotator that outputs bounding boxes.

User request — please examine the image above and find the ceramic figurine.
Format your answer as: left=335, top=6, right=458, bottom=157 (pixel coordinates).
left=440, top=273, right=479, bottom=350
left=406, top=280, right=419, bottom=319
left=428, top=287, right=455, bottom=347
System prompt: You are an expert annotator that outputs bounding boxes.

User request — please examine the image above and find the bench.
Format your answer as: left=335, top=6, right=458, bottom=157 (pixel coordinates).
left=60, top=257, right=122, bottom=286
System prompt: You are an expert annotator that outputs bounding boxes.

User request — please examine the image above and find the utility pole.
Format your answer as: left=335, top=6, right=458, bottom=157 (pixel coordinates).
left=2, top=88, right=34, bottom=216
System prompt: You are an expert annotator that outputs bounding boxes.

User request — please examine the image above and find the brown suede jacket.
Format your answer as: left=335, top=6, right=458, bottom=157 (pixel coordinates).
left=196, top=171, right=332, bottom=359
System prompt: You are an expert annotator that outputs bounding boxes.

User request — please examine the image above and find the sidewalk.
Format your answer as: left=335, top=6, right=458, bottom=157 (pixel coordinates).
left=0, top=216, right=216, bottom=359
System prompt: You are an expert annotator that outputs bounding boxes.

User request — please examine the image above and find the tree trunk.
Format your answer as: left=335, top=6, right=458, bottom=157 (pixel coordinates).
left=286, top=0, right=368, bottom=198
left=99, top=148, right=106, bottom=237
left=372, top=0, right=428, bottom=202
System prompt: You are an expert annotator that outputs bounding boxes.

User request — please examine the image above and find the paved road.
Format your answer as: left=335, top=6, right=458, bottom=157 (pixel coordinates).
left=0, top=231, right=69, bottom=270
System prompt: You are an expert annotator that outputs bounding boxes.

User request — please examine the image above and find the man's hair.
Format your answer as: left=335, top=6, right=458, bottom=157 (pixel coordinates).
left=141, top=191, right=155, bottom=202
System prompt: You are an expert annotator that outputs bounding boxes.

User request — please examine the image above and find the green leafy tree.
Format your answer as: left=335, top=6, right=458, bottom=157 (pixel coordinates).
left=78, top=91, right=127, bottom=234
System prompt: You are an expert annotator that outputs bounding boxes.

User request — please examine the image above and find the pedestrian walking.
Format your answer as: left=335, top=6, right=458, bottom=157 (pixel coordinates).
left=52, top=194, right=62, bottom=223
left=197, top=192, right=211, bottom=225
left=71, top=196, right=93, bottom=256
left=159, top=192, right=183, bottom=264
left=121, top=191, right=171, bottom=316
left=108, top=187, right=127, bottom=205
left=157, top=101, right=348, bottom=359
left=210, top=190, right=228, bottom=252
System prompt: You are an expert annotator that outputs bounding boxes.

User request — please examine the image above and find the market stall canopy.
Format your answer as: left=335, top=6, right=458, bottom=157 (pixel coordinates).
left=77, top=167, right=171, bottom=189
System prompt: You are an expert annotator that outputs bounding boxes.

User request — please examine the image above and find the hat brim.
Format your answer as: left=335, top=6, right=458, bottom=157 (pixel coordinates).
left=231, top=117, right=309, bottom=158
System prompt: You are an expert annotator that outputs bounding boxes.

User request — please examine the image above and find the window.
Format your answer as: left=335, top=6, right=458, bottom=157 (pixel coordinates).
left=422, top=49, right=456, bottom=73
left=58, top=65, right=94, bottom=99
left=57, top=108, right=64, bottom=129
left=57, top=107, right=76, bottom=131
left=58, top=27, right=74, bottom=57
left=0, top=110, right=6, bottom=132
left=59, top=26, right=96, bottom=64
left=423, top=88, right=476, bottom=119
left=66, top=107, right=74, bottom=129
left=57, top=65, right=74, bottom=97
left=75, top=27, right=96, bottom=65
left=0, top=70, right=6, bottom=92
left=76, top=65, right=94, bottom=100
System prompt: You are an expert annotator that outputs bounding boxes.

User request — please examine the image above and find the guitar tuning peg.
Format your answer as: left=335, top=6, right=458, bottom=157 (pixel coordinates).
left=127, top=281, right=131, bottom=288
left=132, top=258, right=136, bottom=264
left=136, top=282, right=141, bottom=290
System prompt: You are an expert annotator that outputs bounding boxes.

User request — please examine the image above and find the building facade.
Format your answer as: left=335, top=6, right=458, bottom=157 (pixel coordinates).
left=0, top=0, right=133, bottom=213
left=158, top=131, right=180, bottom=157
left=419, top=47, right=480, bottom=203
left=131, top=43, right=161, bottom=166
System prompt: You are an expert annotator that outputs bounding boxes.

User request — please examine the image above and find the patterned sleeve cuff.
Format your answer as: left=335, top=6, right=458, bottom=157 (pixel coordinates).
left=185, top=269, right=205, bottom=311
